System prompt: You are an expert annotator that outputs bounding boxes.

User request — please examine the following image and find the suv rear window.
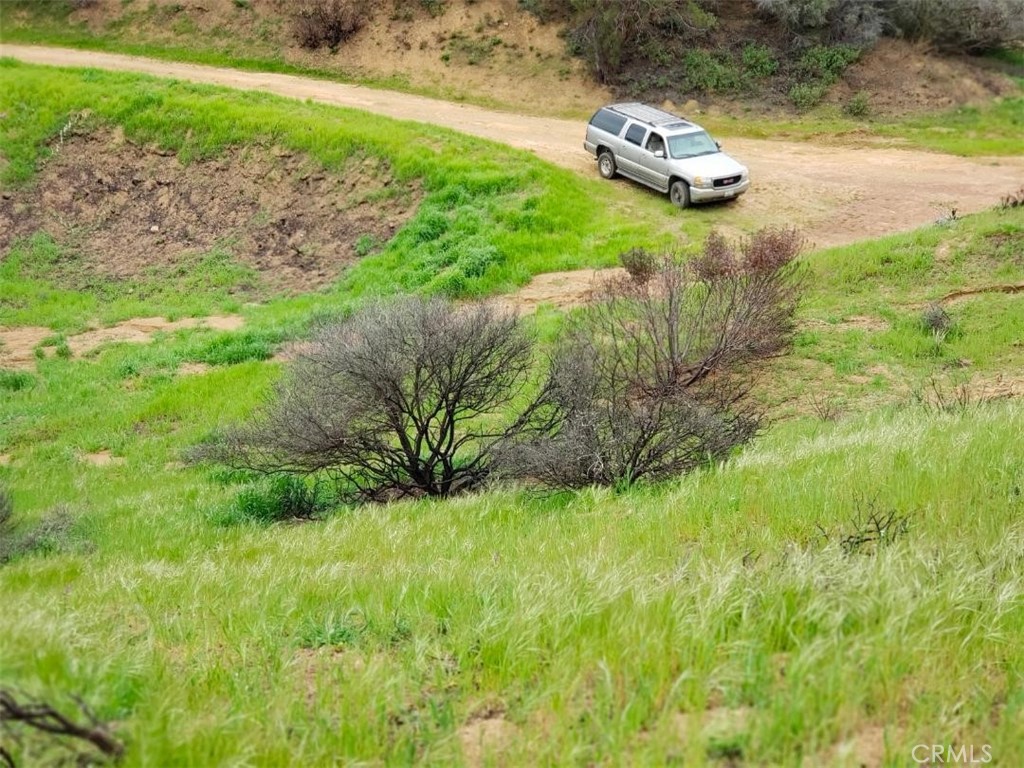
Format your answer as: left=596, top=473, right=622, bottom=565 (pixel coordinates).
left=590, top=109, right=628, bottom=136
left=624, top=124, right=647, bottom=146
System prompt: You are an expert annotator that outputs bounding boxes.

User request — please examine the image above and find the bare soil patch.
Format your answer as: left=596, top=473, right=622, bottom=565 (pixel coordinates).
left=177, top=362, right=212, bottom=376
left=672, top=706, right=751, bottom=741
left=808, top=724, right=889, bottom=768
left=0, top=128, right=421, bottom=294
left=458, top=710, right=518, bottom=768
left=83, top=449, right=125, bottom=467
left=939, top=283, right=1024, bottom=305
left=493, top=268, right=624, bottom=314
left=0, top=327, right=51, bottom=369
left=805, top=315, right=891, bottom=333
left=828, top=40, right=1019, bottom=117
left=0, top=315, right=245, bottom=369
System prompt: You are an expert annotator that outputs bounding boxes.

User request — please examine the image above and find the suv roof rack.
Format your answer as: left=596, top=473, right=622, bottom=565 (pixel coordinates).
left=608, top=102, right=693, bottom=129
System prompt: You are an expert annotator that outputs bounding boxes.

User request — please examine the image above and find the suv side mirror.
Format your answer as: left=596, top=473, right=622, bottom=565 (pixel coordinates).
left=715, top=141, right=722, bottom=150
left=653, top=149, right=665, bottom=159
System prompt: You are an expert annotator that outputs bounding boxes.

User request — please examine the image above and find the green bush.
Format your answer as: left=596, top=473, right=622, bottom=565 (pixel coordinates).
left=742, top=43, right=779, bottom=78
left=184, top=330, right=282, bottom=366
left=682, top=50, right=741, bottom=92
left=789, top=81, right=829, bottom=109
left=223, top=476, right=333, bottom=525
left=798, top=44, right=860, bottom=83
left=844, top=90, right=870, bottom=117
left=0, top=369, right=36, bottom=392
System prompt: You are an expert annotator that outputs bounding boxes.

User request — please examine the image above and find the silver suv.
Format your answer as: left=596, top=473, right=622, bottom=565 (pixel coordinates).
left=584, top=103, right=749, bottom=208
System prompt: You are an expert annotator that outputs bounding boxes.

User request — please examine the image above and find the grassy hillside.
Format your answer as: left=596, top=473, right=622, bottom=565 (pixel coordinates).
left=0, top=61, right=686, bottom=321
left=2, top=64, right=1024, bottom=765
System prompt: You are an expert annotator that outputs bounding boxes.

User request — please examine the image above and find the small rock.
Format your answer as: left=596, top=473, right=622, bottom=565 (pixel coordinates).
left=150, top=225, right=160, bottom=233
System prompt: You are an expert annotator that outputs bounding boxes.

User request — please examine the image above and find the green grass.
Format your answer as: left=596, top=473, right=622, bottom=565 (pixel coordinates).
left=2, top=59, right=1024, bottom=766
left=700, top=94, right=1024, bottom=157
left=0, top=61, right=698, bottom=330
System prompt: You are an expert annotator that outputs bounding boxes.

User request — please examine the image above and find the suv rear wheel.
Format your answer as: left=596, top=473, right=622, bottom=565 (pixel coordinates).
left=598, top=150, right=617, bottom=179
left=670, top=179, right=690, bottom=209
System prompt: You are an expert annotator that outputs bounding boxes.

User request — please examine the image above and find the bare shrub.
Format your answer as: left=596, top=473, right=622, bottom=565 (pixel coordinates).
left=619, top=247, right=659, bottom=284
left=817, top=497, right=911, bottom=555
left=292, top=0, right=368, bottom=50
left=0, top=494, right=77, bottom=567
left=920, top=301, right=952, bottom=335
left=204, top=298, right=547, bottom=502
left=565, top=0, right=717, bottom=81
left=505, top=228, right=804, bottom=489
left=810, top=393, right=842, bottom=422
left=915, top=375, right=974, bottom=413
left=0, top=689, right=123, bottom=765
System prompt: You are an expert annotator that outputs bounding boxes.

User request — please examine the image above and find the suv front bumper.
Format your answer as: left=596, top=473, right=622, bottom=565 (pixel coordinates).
left=690, top=178, right=750, bottom=203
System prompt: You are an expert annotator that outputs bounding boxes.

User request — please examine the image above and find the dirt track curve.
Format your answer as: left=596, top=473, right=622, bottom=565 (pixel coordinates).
left=3, top=44, right=1023, bottom=248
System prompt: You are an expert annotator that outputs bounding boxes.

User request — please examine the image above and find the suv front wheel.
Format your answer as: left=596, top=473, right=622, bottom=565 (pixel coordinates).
left=670, top=179, right=691, bottom=209
left=598, top=151, right=617, bottom=179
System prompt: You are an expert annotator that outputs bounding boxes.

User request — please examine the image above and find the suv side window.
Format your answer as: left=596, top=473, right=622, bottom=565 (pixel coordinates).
left=590, top=109, right=628, bottom=136
left=645, top=133, right=665, bottom=154
left=624, top=124, right=647, bottom=146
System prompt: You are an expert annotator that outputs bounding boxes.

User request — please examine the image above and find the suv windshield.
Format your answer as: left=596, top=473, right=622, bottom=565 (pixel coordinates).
left=668, top=131, right=718, bottom=159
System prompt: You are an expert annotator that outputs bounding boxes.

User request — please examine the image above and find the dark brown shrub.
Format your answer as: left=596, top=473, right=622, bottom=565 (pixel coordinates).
left=504, top=228, right=804, bottom=489
left=292, top=0, right=368, bottom=50
left=205, top=298, right=548, bottom=502
left=619, top=247, right=659, bottom=284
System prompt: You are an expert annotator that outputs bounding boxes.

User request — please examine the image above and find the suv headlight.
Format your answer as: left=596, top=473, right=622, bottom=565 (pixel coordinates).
left=692, top=176, right=713, bottom=189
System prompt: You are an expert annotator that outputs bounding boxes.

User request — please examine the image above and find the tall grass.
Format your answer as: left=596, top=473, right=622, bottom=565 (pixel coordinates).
left=2, top=394, right=1023, bottom=764
left=2, top=60, right=1024, bottom=767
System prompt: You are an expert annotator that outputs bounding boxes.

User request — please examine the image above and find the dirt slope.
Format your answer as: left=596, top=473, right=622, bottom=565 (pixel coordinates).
left=3, top=44, right=1023, bottom=248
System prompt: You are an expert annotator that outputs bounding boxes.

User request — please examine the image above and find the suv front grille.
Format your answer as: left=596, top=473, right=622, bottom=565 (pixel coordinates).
left=714, top=175, right=741, bottom=188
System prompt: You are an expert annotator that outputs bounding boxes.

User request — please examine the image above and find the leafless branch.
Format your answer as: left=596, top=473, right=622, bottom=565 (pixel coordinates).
left=0, top=689, right=123, bottom=763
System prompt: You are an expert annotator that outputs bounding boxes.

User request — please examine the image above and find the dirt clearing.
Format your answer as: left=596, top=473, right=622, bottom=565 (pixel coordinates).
left=0, top=126, right=421, bottom=295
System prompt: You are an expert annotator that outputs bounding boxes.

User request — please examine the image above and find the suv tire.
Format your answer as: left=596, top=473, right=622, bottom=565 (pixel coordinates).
left=670, top=179, right=691, bottom=209
left=598, top=151, right=617, bottom=180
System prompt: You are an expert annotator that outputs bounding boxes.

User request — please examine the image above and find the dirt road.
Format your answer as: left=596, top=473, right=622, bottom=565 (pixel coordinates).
left=3, top=44, right=1022, bottom=248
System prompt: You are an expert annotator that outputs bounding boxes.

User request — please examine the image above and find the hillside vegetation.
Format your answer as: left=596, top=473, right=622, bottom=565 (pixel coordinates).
left=2, top=62, right=1024, bottom=765
left=2, top=0, right=1021, bottom=118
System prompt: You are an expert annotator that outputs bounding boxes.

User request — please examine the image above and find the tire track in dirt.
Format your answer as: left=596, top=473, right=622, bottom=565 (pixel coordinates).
left=2, top=44, right=1023, bottom=249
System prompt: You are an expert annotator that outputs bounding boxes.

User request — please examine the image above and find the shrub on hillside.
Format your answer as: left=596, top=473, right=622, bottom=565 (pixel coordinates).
left=502, top=228, right=805, bottom=489
left=755, top=0, right=885, bottom=45
left=758, top=0, right=1024, bottom=53
left=563, top=0, right=718, bottom=81
left=888, top=0, right=1024, bottom=54
left=0, top=488, right=77, bottom=565
left=292, top=0, right=368, bottom=50
left=204, top=298, right=550, bottom=503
